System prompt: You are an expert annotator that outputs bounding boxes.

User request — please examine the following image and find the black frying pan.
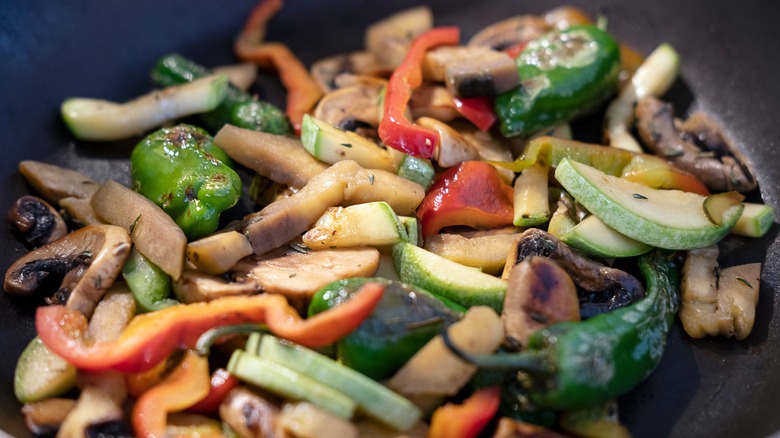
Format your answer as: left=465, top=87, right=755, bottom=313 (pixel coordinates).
left=2, top=1, right=779, bottom=436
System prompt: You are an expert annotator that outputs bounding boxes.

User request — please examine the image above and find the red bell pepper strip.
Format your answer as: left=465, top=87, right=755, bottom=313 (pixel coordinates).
left=187, top=368, right=239, bottom=415
left=378, top=27, right=460, bottom=158
left=418, top=160, right=515, bottom=238
left=452, top=96, right=496, bottom=131
left=132, top=350, right=214, bottom=438
left=36, top=283, right=384, bottom=373
left=428, top=386, right=501, bottom=438
left=503, top=41, right=527, bottom=59
left=236, top=0, right=323, bottom=134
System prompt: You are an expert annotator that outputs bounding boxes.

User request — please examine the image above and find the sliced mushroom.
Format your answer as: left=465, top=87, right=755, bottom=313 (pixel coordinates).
left=232, top=243, right=380, bottom=312
left=409, top=84, right=460, bottom=122
left=365, top=6, right=433, bottom=70
left=91, top=180, right=186, bottom=280
left=4, top=224, right=131, bottom=317
left=502, top=256, right=580, bottom=348
left=213, top=62, right=257, bottom=91
left=416, top=117, right=480, bottom=167
left=8, top=196, right=67, bottom=248
left=311, top=51, right=388, bottom=93
left=468, top=15, right=551, bottom=51
left=214, top=125, right=328, bottom=190
left=220, top=387, right=286, bottom=438
left=172, top=269, right=260, bottom=304
left=493, top=417, right=569, bottom=438
left=543, top=6, right=593, bottom=29
left=444, top=49, right=520, bottom=98
left=18, top=160, right=100, bottom=205
left=22, top=398, right=77, bottom=436
left=59, top=196, right=104, bottom=226
left=279, top=402, right=358, bottom=438
left=186, top=231, right=254, bottom=275
left=57, top=372, right=128, bottom=438
left=506, top=228, right=645, bottom=318
left=635, top=96, right=757, bottom=193
left=313, top=83, right=384, bottom=131
left=453, top=119, right=515, bottom=183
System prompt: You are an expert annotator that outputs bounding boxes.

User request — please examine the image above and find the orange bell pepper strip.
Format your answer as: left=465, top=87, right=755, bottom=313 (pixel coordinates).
left=132, top=350, right=215, bottom=438
left=428, top=386, right=501, bottom=438
left=378, top=27, right=460, bottom=158
left=36, top=283, right=384, bottom=373
left=417, top=161, right=515, bottom=238
left=235, top=0, right=323, bottom=134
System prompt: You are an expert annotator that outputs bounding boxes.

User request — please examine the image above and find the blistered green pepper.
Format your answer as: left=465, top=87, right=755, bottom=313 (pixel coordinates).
left=495, top=25, right=620, bottom=137
left=131, top=124, right=241, bottom=240
left=152, top=54, right=290, bottom=135
left=308, top=277, right=463, bottom=380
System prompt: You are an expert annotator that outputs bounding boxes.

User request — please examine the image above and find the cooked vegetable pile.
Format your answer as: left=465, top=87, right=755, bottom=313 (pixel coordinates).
left=4, top=2, right=775, bottom=437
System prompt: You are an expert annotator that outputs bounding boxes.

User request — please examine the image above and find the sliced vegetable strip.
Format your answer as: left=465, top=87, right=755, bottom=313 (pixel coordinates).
left=379, top=27, right=460, bottom=158
left=428, top=386, right=501, bottom=438
left=36, top=283, right=384, bottom=373
left=236, top=0, right=322, bottom=134
left=132, top=350, right=212, bottom=438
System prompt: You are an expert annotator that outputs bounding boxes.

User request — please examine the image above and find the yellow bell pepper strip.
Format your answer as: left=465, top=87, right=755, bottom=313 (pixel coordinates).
left=492, top=136, right=710, bottom=195
left=235, top=0, right=323, bottom=134
left=36, top=283, right=384, bottom=373
left=428, top=386, right=501, bottom=438
left=132, top=350, right=214, bottom=438
left=378, top=27, right=460, bottom=158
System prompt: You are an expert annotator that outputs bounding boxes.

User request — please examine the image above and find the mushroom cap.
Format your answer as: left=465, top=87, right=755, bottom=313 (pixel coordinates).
left=8, top=196, right=68, bottom=248
left=4, top=224, right=132, bottom=317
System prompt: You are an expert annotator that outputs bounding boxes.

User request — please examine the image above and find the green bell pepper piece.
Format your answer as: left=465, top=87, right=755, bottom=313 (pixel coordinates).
left=131, top=124, right=242, bottom=240
left=495, top=25, right=621, bottom=137
left=308, top=277, right=463, bottom=380
left=444, top=249, right=680, bottom=410
left=122, top=248, right=178, bottom=313
left=152, top=53, right=290, bottom=135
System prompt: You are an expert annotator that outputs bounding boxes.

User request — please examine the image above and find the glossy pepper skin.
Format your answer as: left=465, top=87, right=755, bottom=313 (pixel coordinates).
left=495, top=25, right=621, bottom=137
left=308, top=277, right=462, bottom=380
left=445, top=250, right=680, bottom=410
left=417, top=161, right=515, bottom=238
left=35, top=283, right=384, bottom=373
left=428, top=386, right=501, bottom=438
left=131, top=124, right=242, bottom=240
left=379, top=27, right=461, bottom=158
left=152, top=54, right=290, bottom=135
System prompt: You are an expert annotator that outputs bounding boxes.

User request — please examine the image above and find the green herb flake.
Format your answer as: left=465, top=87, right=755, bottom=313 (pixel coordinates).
left=341, top=143, right=353, bottom=148
left=369, top=174, right=375, bottom=185
left=633, top=193, right=648, bottom=200
left=129, top=214, right=142, bottom=233
left=289, top=242, right=310, bottom=254
left=737, top=277, right=754, bottom=288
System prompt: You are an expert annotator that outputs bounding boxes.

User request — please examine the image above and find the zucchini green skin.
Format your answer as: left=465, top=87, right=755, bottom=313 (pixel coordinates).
left=495, top=25, right=620, bottom=137
left=122, top=249, right=178, bottom=312
left=152, top=54, right=290, bottom=135
left=308, top=277, right=462, bottom=380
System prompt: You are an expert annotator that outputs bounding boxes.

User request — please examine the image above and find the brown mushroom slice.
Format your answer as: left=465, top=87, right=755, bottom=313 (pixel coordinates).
left=365, top=6, right=433, bottom=70
left=311, top=51, right=388, bottom=93
left=409, top=84, right=460, bottom=122
left=635, top=96, right=757, bottom=193
left=22, top=398, right=77, bottom=436
left=423, top=229, right=522, bottom=275
left=219, top=387, right=286, bottom=438
left=342, top=166, right=425, bottom=216
left=423, top=46, right=494, bottom=82
left=493, top=417, right=569, bottom=438
left=468, top=15, right=551, bottom=51
left=444, top=50, right=520, bottom=98
left=187, top=231, right=254, bottom=275
left=506, top=228, right=645, bottom=318
left=416, top=117, right=480, bottom=168
left=453, top=119, right=515, bottom=183
left=59, top=196, right=104, bottom=226
left=233, top=244, right=380, bottom=312
left=214, top=125, right=328, bottom=190
left=18, top=160, right=100, bottom=205
left=502, top=256, right=580, bottom=347
left=543, top=6, right=593, bottom=29
left=8, top=196, right=67, bottom=247
left=4, top=224, right=131, bottom=317
left=313, top=83, right=384, bottom=131
left=213, top=62, right=257, bottom=91
left=87, top=283, right=136, bottom=343
left=91, top=180, right=186, bottom=280
left=173, top=269, right=260, bottom=304
left=279, top=402, right=359, bottom=438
